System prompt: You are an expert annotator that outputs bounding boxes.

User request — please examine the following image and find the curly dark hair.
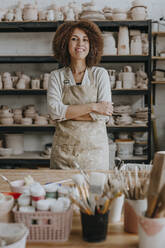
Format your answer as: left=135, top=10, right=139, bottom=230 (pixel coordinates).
left=52, top=20, right=103, bottom=67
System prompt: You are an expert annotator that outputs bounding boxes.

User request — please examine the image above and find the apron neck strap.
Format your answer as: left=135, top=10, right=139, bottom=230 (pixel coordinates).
left=87, top=68, right=94, bottom=84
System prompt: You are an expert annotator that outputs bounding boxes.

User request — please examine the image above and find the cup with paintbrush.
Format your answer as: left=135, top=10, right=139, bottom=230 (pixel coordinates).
left=80, top=172, right=109, bottom=242
left=122, top=167, right=149, bottom=233
left=138, top=151, right=165, bottom=248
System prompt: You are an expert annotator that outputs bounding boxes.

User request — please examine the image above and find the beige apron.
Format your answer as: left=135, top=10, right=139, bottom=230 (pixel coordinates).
left=50, top=68, right=109, bottom=170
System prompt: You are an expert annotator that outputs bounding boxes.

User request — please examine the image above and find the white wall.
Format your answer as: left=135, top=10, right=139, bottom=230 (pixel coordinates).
left=0, top=0, right=165, bottom=153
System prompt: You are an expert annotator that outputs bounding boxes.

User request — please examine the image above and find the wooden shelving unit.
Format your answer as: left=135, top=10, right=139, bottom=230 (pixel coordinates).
left=0, top=20, right=152, bottom=167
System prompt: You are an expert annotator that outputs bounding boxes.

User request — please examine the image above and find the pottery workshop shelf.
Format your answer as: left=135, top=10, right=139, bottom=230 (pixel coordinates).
left=0, top=125, right=148, bottom=133
left=0, top=89, right=147, bottom=95
left=152, top=81, right=165, bottom=84
left=152, top=56, right=165, bottom=60
left=152, top=32, right=165, bottom=36
left=106, top=126, right=148, bottom=132
left=0, top=89, right=47, bottom=95
left=0, top=151, right=49, bottom=167
left=0, top=56, right=57, bottom=63
left=0, top=20, right=150, bottom=32
left=112, top=89, right=148, bottom=95
left=101, top=55, right=149, bottom=63
left=152, top=31, right=165, bottom=103
left=0, top=125, right=55, bottom=133
left=0, top=55, right=149, bottom=64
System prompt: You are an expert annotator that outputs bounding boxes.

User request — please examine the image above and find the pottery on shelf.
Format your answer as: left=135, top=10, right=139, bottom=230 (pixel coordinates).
left=103, top=32, right=117, bottom=55
left=112, top=8, right=127, bottom=21
left=0, top=147, right=12, bottom=157
left=130, top=6, right=147, bottom=20
left=5, top=134, right=24, bottom=155
left=31, top=79, right=40, bottom=89
left=23, top=4, right=38, bottom=21
left=118, top=26, right=130, bottom=55
left=21, top=117, right=33, bottom=125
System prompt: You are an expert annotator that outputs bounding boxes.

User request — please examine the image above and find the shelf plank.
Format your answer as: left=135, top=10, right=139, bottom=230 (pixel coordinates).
left=0, top=55, right=149, bottom=63
left=0, top=125, right=147, bottom=133
left=0, top=152, right=147, bottom=166
left=0, top=89, right=148, bottom=95
left=0, top=56, right=57, bottom=63
left=0, top=151, right=49, bottom=160
left=152, top=32, right=165, bottom=36
left=107, top=126, right=148, bottom=132
left=152, top=56, right=165, bottom=60
left=0, top=89, right=47, bottom=95
left=152, top=81, right=165, bottom=84
left=101, top=55, right=149, bottom=63
left=0, top=20, right=150, bottom=32
left=112, top=89, right=148, bottom=95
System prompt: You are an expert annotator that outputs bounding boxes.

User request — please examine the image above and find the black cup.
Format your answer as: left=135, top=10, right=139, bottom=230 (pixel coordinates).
left=80, top=211, right=109, bottom=242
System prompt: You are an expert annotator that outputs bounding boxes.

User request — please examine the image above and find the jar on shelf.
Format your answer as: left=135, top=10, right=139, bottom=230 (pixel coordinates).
left=134, top=141, right=147, bottom=156
left=23, top=4, right=38, bottom=21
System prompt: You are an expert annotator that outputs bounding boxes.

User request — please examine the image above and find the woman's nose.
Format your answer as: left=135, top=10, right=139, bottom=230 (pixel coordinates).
left=77, top=39, right=84, bottom=46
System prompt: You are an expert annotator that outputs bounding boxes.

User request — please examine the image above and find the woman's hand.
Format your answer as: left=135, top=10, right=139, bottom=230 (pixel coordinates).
left=92, top=102, right=113, bottom=116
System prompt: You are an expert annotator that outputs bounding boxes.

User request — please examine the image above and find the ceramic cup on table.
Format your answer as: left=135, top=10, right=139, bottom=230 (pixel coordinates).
left=124, top=198, right=147, bottom=233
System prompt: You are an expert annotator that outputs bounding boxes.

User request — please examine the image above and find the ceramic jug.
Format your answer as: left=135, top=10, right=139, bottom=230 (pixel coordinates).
left=14, top=8, right=23, bottom=21
left=46, top=10, right=54, bottom=21
left=118, top=26, right=130, bottom=55
left=131, top=6, right=147, bottom=20
left=43, top=73, right=50, bottom=89
left=16, top=78, right=26, bottom=89
left=23, top=4, right=38, bottom=21
left=131, top=35, right=142, bottom=55
left=122, top=72, right=135, bottom=89
left=3, top=72, right=13, bottom=89
left=31, top=79, right=40, bottom=89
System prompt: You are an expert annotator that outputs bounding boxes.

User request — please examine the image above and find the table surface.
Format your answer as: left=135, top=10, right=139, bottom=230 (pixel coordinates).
left=27, top=215, right=138, bottom=248
left=0, top=169, right=138, bottom=248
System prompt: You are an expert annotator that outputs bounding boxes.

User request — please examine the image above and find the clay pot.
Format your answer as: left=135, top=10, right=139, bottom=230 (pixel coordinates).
left=112, top=8, right=127, bottom=21
left=43, top=73, right=50, bottom=89
left=131, top=35, right=142, bottom=55
left=118, top=26, right=130, bottom=55
left=131, top=6, right=147, bottom=20
left=0, top=117, right=14, bottom=125
left=5, top=134, right=24, bottom=155
left=21, top=117, right=33, bottom=125
left=0, top=148, right=12, bottom=157
left=31, top=79, right=40, bottom=89
left=23, top=4, right=38, bottom=21
left=16, top=78, right=26, bottom=89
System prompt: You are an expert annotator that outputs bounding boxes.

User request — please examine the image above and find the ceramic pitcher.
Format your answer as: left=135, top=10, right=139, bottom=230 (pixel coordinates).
left=118, top=26, right=129, bottom=55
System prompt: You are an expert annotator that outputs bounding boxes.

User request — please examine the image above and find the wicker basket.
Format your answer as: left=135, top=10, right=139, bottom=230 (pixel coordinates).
left=13, top=206, right=73, bottom=242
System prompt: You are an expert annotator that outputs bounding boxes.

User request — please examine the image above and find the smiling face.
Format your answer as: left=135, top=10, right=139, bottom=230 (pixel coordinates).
left=68, top=28, right=90, bottom=62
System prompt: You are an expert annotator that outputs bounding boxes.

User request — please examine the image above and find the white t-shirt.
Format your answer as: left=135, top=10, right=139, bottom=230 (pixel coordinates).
left=47, top=66, right=112, bottom=122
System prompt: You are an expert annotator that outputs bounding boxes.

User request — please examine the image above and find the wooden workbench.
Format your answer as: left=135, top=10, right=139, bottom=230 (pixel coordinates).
left=0, top=169, right=139, bottom=248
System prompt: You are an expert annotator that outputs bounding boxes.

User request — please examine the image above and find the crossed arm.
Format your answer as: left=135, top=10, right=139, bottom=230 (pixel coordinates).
left=66, top=102, right=113, bottom=121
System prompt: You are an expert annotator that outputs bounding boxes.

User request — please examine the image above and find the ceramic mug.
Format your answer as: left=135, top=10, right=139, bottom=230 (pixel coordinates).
left=115, top=80, right=122, bottom=89
left=31, top=79, right=40, bottom=89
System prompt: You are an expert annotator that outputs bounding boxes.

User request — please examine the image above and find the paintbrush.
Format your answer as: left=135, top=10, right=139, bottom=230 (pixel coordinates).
left=89, top=172, right=107, bottom=213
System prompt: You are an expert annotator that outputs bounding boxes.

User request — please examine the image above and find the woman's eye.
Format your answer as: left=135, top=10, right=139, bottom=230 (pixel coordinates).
left=71, top=37, right=77, bottom=41
left=83, top=39, right=89, bottom=42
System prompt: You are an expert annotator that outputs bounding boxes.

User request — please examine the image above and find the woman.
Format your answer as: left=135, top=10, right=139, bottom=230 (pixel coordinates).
left=47, top=20, right=113, bottom=170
